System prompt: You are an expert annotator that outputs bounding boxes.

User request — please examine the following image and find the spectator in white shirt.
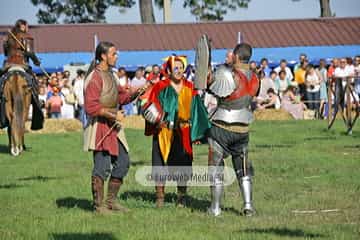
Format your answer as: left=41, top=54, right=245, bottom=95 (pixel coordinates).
left=305, top=64, right=321, bottom=113
left=257, top=88, right=280, bottom=110
left=117, top=67, right=128, bottom=87
left=73, top=69, right=85, bottom=125
left=257, top=70, right=276, bottom=101
left=274, top=59, right=293, bottom=83
left=334, top=58, right=355, bottom=87
left=130, top=67, right=147, bottom=115
left=130, top=67, right=146, bottom=88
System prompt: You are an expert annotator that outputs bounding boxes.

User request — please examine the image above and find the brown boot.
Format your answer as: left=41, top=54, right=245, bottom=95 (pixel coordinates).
left=155, top=185, right=165, bottom=208
left=176, top=186, right=187, bottom=208
left=105, top=177, right=129, bottom=212
left=91, top=176, right=111, bottom=214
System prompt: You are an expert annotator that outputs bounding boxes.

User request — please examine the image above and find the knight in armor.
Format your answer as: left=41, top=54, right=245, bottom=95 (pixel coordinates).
left=84, top=41, right=139, bottom=214
left=207, top=43, right=259, bottom=216
left=2, top=19, right=40, bottom=72
left=142, top=55, right=210, bottom=208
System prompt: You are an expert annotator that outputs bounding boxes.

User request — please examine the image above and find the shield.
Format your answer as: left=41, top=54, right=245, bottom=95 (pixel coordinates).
left=194, top=34, right=211, bottom=90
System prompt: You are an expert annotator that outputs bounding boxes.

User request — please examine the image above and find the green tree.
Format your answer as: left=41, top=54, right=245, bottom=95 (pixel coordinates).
left=31, top=0, right=135, bottom=24
left=31, top=0, right=251, bottom=24
left=155, top=0, right=250, bottom=21
left=183, top=0, right=250, bottom=21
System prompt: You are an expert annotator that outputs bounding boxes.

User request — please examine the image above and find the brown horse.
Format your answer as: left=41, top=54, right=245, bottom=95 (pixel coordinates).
left=3, top=71, right=32, bottom=156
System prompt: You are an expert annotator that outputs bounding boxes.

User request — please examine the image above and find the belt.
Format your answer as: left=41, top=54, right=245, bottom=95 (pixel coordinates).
left=212, top=121, right=249, bottom=133
left=167, top=119, right=191, bottom=129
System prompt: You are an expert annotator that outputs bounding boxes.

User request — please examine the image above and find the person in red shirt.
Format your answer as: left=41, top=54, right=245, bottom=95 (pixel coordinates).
left=146, top=64, right=161, bottom=83
left=46, top=87, right=62, bottom=118
left=84, top=41, right=134, bottom=214
left=327, top=58, right=339, bottom=79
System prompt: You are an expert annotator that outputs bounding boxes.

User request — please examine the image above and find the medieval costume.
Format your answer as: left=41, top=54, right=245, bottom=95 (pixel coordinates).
left=84, top=66, right=132, bottom=213
left=142, top=55, right=210, bottom=207
left=207, top=58, right=259, bottom=216
left=2, top=19, right=40, bottom=71
left=0, top=19, right=43, bottom=131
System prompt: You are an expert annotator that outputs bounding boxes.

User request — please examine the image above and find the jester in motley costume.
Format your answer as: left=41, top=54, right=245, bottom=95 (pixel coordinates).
left=207, top=43, right=259, bottom=216
left=142, top=55, right=210, bottom=208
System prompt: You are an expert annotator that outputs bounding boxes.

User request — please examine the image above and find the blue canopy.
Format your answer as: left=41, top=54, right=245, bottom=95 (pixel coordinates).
left=1, top=45, right=359, bottom=73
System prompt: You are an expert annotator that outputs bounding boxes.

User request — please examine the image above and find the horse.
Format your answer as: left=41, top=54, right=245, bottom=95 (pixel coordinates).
left=3, top=70, right=32, bottom=156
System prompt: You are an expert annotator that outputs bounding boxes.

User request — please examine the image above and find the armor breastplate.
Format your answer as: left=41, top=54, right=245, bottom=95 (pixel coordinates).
left=99, top=70, right=119, bottom=108
left=211, top=69, right=254, bottom=124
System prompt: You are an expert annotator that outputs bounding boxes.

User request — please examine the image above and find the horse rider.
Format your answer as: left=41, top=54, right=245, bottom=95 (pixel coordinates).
left=1, top=19, right=41, bottom=77
left=0, top=19, right=44, bottom=132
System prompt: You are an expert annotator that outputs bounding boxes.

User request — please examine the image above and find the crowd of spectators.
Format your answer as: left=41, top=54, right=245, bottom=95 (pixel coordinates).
left=34, top=69, right=86, bottom=123
left=33, top=53, right=360, bottom=123
left=254, top=54, right=360, bottom=119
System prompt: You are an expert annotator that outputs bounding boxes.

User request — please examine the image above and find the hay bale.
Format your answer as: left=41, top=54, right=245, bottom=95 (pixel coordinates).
left=0, top=117, right=143, bottom=135
left=123, top=115, right=145, bottom=129
left=0, top=109, right=305, bottom=135
left=254, top=109, right=293, bottom=121
left=25, top=119, right=82, bottom=134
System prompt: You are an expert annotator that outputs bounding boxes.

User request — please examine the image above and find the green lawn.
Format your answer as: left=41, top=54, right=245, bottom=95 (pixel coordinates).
left=0, top=120, right=359, bottom=240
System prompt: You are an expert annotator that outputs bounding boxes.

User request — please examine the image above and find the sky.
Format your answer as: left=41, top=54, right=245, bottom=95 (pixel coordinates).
left=0, top=0, right=359, bottom=25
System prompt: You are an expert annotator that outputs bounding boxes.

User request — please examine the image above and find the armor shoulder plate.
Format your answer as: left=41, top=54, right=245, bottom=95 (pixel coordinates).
left=209, top=64, right=236, bottom=98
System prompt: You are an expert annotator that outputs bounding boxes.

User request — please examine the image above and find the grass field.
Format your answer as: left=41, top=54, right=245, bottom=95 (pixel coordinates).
left=0, top=120, right=359, bottom=240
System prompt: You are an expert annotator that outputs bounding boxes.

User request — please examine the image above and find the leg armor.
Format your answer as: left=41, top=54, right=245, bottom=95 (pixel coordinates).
left=239, top=175, right=255, bottom=216
left=232, top=145, right=255, bottom=216
left=208, top=138, right=228, bottom=216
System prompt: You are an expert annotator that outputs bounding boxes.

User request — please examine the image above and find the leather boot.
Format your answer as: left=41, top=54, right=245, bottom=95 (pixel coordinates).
left=105, top=177, right=129, bottom=212
left=91, top=176, right=111, bottom=214
left=155, top=185, right=165, bottom=208
left=176, top=185, right=187, bottom=207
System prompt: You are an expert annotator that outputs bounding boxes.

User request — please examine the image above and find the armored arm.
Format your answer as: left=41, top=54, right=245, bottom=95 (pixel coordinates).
left=142, top=102, right=165, bottom=124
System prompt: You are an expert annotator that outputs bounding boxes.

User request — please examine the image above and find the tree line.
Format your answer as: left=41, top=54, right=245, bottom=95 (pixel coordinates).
left=30, top=0, right=333, bottom=24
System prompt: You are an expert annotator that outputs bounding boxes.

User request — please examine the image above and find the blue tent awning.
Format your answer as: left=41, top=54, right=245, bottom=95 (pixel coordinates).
left=1, top=45, right=359, bottom=73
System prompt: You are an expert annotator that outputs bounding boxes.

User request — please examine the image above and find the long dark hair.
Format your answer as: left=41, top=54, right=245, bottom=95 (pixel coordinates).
left=85, top=41, right=115, bottom=79
left=12, top=19, right=27, bottom=34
